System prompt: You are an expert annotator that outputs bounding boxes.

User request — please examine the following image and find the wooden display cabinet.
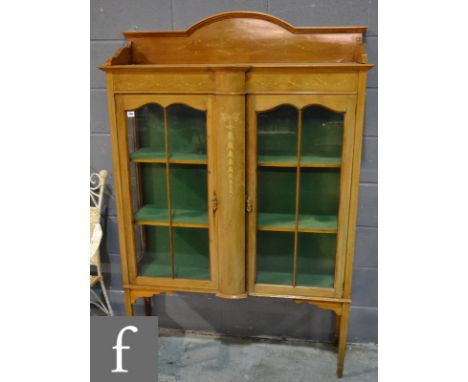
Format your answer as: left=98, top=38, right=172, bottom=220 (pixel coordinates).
left=100, top=12, right=373, bottom=377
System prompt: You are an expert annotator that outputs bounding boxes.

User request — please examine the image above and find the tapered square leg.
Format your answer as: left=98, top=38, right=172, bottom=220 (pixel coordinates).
left=334, top=313, right=342, bottom=346
left=144, top=296, right=152, bottom=316
left=337, top=303, right=350, bottom=378
left=124, top=289, right=134, bottom=316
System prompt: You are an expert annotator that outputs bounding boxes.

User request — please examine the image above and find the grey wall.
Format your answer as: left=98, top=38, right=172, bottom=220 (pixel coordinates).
left=91, top=0, right=378, bottom=343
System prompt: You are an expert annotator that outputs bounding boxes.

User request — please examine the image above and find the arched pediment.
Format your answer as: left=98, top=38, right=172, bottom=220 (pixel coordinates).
left=119, top=11, right=367, bottom=65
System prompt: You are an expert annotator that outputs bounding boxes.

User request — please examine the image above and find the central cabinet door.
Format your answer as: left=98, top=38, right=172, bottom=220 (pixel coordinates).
left=246, top=95, right=357, bottom=298
left=115, top=95, right=218, bottom=292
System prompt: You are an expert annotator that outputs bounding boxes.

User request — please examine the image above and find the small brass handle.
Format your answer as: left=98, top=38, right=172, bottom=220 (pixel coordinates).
left=211, top=195, right=218, bottom=212
left=246, top=196, right=253, bottom=213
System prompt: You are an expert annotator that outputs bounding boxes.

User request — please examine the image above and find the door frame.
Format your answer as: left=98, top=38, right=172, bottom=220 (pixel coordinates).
left=114, top=94, right=218, bottom=292
left=246, top=94, right=357, bottom=299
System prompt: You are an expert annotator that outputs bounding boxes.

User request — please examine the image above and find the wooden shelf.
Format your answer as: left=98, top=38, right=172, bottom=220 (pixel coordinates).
left=299, top=214, right=337, bottom=232
left=138, top=256, right=210, bottom=280
left=257, top=212, right=337, bottom=233
left=135, top=206, right=169, bottom=223
left=256, top=270, right=292, bottom=285
left=256, top=272, right=334, bottom=288
left=130, top=148, right=166, bottom=161
left=172, top=209, right=209, bottom=226
left=258, top=154, right=341, bottom=168
left=137, top=225, right=210, bottom=280
left=135, top=205, right=208, bottom=227
left=131, top=149, right=207, bottom=164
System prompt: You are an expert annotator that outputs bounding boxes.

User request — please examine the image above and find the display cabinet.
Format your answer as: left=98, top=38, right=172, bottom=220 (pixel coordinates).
left=100, top=11, right=373, bottom=377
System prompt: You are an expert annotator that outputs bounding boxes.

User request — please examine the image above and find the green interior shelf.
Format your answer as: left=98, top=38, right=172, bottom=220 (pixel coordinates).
left=257, top=167, right=296, bottom=223
left=139, top=163, right=168, bottom=212
left=258, top=154, right=297, bottom=165
left=130, top=148, right=166, bottom=161
left=296, top=233, right=336, bottom=287
left=257, top=105, right=298, bottom=160
left=257, top=213, right=337, bottom=231
left=299, top=168, right=340, bottom=217
left=255, top=104, right=342, bottom=287
left=170, top=164, right=208, bottom=223
left=300, top=153, right=341, bottom=166
left=135, top=205, right=170, bottom=223
left=298, top=214, right=337, bottom=231
left=172, top=209, right=208, bottom=225
left=131, top=150, right=207, bottom=162
left=256, top=231, right=294, bottom=285
left=130, top=104, right=165, bottom=155
left=129, top=104, right=210, bottom=281
left=167, top=104, right=207, bottom=161
left=133, top=162, right=208, bottom=226
left=137, top=226, right=210, bottom=280
left=256, top=231, right=336, bottom=287
left=137, top=226, right=172, bottom=278
left=258, top=153, right=341, bottom=166
left=128, top=103, right=207, bottom=162
left=173, top=227, right=210, bottom=279
left=257, top=212, right=296, bottom=229
left=257, top=167, right=338, bottom=231
left=135, top=206, right=208, bottom=225
left=301, top=106, right=343, bottom=163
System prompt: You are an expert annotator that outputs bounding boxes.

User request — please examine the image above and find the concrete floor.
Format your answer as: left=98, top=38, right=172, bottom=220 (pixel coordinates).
left=158, top=330, right=377, bottom=382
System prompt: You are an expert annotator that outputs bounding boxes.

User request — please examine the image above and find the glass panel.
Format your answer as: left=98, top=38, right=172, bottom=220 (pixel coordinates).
left=134, top=163, right=169, bottom=222
left=257, top=167, right=296, bottom=229
left=257, top=105, right=298, bottom=164
left=256, top=231, right=294, bottom=285
left=173, top=227, right=210, bottom=279
left=170, top=164, right=208, bottom=225
left=301, top=106, right=343, bottom=165
left=129, top=104, right=166, bottom=160
left=137, top=226, right=172, bottom=278
left=296, top=233, right=336, bottom=287
left=129, top=101, right=211, bottom=281
left=298, top=168, right=340, bottom=230
left=167, top=104, right=207, bottom=161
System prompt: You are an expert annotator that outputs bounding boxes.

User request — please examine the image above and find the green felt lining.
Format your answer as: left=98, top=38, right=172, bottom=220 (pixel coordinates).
left=167, top=104, right=207, bottom=159
left=170, top=164, right=208, bottom=215
left=296, top=233, right=336, bottom=287
left=137, top=226, right=172, bottom=278
left=258, top=167, right=296, bottom=217
left=301, top=106, right=344, bottom=162
left=137, top=226, right=210, bottom=280
left=128, top=103, right=207, bottom=161
left=173, top=227, right=210, bottom=279
left=132, top=104, right=165, bottom=154
left=257, top=213, right=337, bottom=231
left=255, top=105, right=342, bottom=287
left=255, top=231, right=336, bottom=287
left=299, top=168, right=340, bottom=217
left=140, top=163, right=168, bottom=211
left=257, top=105, right=298, bottom=160
left=256, top=231, right=294, bottom=285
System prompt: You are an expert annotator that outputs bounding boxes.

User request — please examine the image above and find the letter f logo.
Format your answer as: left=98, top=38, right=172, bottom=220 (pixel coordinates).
left=112, top=325, right=138, bottom=373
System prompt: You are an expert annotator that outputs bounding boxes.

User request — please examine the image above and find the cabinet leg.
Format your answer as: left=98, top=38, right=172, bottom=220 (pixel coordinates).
left=337, top=304, right=350, bottom=378
left=334, top=312, right=342, bottom=346
left=124, top=289, right=134, bottom=316
left=144, top=296, right=152, bottom=316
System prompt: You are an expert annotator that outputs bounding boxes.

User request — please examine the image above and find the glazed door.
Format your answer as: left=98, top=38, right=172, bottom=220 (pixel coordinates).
left=246, top=95, right=356, bottom=298
left=115, top=95, right=217, bottom=292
